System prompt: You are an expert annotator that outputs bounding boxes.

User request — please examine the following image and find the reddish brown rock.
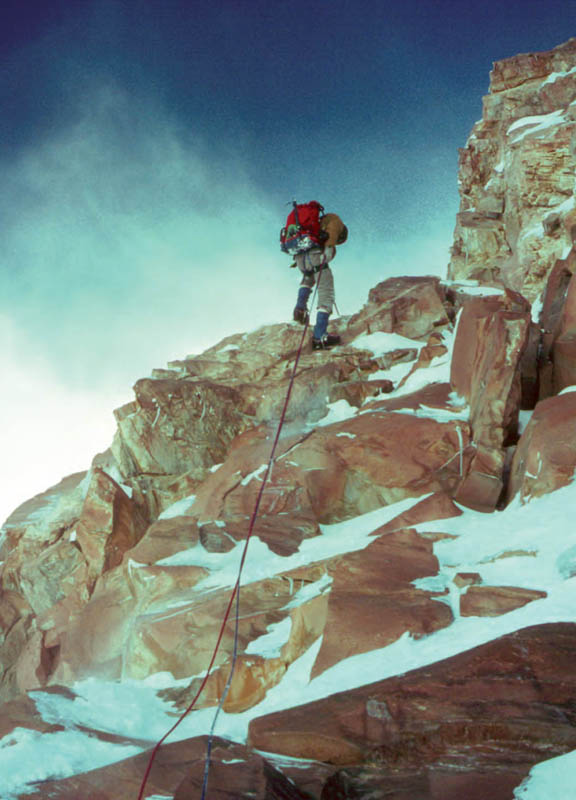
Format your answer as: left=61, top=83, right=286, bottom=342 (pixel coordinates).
left=190, top=425, right=322, bottom=547
left=311, top=529, right=452, bottom=678
left=0, top=687, right=68, bottom=739
left=159, top=575, right=328, bottom=713
left=112, top=377, right=250, bottom=480
left=19, top=736, right=306, bottom=800
left=551, top=270, right=576, bottom=392
left=507, top=391, right=576, bottom=502
left=396, top=331, right=449, bottom=389
left=321, top=763, right=530, bottom=800
left=346, top=276, right=451, bottom=341
left=374, top=491, right=463, bottom=535
left=364, top=381, right=457, bottom=414
left=126, top=514, right=200, bottom=564
left=537, top=255, right=576, bottom=399
left=48, top=554, right=210, bottom=685
left=249, top=623, right=576, bottom=772
left=460, top=585, right=547, bottom=617
left=448, top=39, right=576, bottom=301
left=450, top=293, right=530, bottom=401
left=328, top=378, right=394, bottom=408
left=173, top=741, right=308, bottom=799
left=269, top=412, right=471, bottom=525
left=0, top=589, right=37, bottom=697
left=519, top=321, right=542, bottom=408
left=76, top=468, right=148, bottom=584
left=450, top=294, right=531, bottom=511
left=490, top=38, right=576, bottom=92
left=453, top=572, right=482, bottom=588
left=193, top=411, right=471, bottom=528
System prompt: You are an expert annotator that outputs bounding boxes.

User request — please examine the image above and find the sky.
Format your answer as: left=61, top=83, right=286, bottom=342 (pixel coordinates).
left=2, top=0, right=576, bottom=524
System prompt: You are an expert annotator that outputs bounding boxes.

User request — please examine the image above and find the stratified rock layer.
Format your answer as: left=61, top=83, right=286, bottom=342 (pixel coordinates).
left=448, top=38, right=576, bottom=302
left=249, top=623, right=576, bottom=791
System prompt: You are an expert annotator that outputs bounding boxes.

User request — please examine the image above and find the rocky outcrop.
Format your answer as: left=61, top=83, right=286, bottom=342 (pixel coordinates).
left=448, top=38, right=576, bottom=302
left=19, top=736, right=307, bottom=800
left=310, top=529, right=452, bottom=678
left=507, top=389, right=576, bottom=502
left=450, top=291, right=531, bottom=511
left=3, top=38, right=576, bottom=800
left=249, top=623, right=576, bottom=792
left=459, top=585, right=548, bottom=616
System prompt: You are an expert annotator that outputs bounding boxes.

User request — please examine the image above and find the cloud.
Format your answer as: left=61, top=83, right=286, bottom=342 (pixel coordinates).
left=0, top=314, right=122, bottom=525
left=1, top=84, right=295, bottom=385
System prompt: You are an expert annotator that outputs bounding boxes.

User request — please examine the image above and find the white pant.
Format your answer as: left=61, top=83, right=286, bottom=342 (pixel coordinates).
left=295, top=247, right=336, bottom=314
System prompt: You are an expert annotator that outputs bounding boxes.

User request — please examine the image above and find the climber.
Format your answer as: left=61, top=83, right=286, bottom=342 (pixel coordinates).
left=293, top=243, right=340, bottom=349
left=280, top=202, right=348, bottom=350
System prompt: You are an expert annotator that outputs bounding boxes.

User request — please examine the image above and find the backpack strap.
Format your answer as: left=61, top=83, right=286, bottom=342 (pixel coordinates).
left=292, top=201, right=300, bottom=228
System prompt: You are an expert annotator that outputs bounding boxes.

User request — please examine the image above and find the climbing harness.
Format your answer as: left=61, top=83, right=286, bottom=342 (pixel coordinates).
left=137, top=273, right=324, bottom=800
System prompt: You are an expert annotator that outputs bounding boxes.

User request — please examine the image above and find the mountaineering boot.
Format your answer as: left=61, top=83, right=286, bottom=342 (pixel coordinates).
left=312, top=310, right=340, bottom=349
left=293, top=286, right=312, bottom=325
left=293, top=307, right=309, bottom=324
left=312, top=333, right=341, bottom=350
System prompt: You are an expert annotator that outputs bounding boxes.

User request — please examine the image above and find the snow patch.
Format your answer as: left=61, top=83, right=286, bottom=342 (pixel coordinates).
left=350, top=331, right=425, bottom=357
left=241, top=463, right=268, bottom=486
left=518, top=410, right=533, bottom=435
left=541, top=65, right=576, bottom=86
left=283, top=572, right=332, bottom=610
left=315, top=399, right=357, bottom=428
left=0, top=727, right=140, bottom=800
left=513, top=748, right=576, bottom=798
left=245, top=617, right=292, bottom=658
left=157, top=495, right=197, bottom=520
left=507, top=109, right=567, bottom=143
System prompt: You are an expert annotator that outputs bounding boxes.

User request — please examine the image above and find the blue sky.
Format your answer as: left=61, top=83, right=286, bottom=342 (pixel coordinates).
left=2, top=0, right=576, bottom=521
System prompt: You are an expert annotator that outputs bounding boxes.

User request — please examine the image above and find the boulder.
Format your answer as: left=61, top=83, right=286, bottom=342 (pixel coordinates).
left=126, top=514, right=200, bottom=564
left=19, top=736, right=306, bottom=800
left=346, top=276, right=451, bottom=341
left=328, top=378, right=394, bottom=408
left=192, top=412, right=471, bottom=528
left=460, top=585, right=548, bottom=617
left=112, top=377, right=250, bottom=480
left=249, top=623, right=576, bottom=773
left=552, top=270, right=576, bottom=391
left=310, top=529, right=453, bottom=678
left=157, top=571, right=328, bottom=713
left=450, top=294, right=531, bottom=511
left=374, top=491, right=462, bottom=535
left=321, top=763, right=530, bottom=800
left=507, top=391, right=576, bottom=503
left=75, top=468, right=148, bottom=584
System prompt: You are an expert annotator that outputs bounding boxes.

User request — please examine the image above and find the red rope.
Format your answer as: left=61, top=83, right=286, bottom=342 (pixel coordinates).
left=137, top=272, right=322, bottom=799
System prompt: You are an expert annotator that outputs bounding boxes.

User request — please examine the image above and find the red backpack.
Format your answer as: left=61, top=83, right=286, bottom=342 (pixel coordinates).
left=280, top=201, right=326, bottom=255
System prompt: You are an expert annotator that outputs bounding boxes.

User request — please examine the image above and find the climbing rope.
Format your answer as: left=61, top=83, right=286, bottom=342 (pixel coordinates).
left=137, top=269, right=324, bottom=800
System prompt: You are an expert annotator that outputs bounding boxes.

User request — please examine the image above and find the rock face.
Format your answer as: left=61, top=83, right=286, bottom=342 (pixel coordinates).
left=19, top=737, right=306, bottom=800
left=3, top=37, right=576, bottom=800
left=507, top=390, right=576, bottom=502
left=310, top=529, right=453, bottom=678
left=450, top=291, right=531, bottom=511
left=448, top=38, right=576, bottom=302
left=249, top=623, right=576, bottom=793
